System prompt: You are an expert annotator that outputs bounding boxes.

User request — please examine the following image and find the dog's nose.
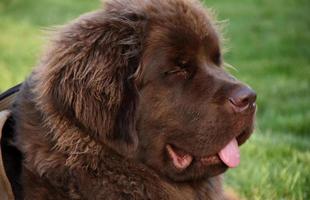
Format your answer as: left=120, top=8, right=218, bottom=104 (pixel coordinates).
left=229, top=86, right=256, bottom=112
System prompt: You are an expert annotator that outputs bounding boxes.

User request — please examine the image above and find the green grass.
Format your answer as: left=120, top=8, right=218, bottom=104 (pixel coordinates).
left=0, top=0, right=309, bottom=199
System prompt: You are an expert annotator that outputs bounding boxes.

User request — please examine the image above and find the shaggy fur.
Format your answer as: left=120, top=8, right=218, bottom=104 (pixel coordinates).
left=12, top=0, right=256, bottom=199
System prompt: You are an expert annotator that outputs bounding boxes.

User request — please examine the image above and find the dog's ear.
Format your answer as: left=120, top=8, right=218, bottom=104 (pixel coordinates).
left=33, top=8, right=147, bottom=156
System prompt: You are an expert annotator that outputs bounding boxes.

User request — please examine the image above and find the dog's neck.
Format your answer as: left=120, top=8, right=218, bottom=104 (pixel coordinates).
left=162, top=175, right=226, bottom=200
left=42, top=124, right=226, bottom=200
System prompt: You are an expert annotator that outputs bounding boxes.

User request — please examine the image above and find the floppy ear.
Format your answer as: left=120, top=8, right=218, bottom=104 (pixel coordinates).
left=33, top=8, right=147, bottom=156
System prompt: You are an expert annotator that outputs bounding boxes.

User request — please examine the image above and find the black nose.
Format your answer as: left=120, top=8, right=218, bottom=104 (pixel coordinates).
left=229, top=86, right=257, bottom=112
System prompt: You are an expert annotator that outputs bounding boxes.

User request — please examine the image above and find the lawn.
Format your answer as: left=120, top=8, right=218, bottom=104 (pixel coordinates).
left=0, top=0, right=309, bottom=199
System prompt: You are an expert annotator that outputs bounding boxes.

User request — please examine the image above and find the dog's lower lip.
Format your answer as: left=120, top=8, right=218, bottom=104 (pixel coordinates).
left=200, top=154, right=221, bottom=165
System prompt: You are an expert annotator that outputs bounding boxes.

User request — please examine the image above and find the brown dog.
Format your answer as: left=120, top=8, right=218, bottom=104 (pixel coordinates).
left=11, top=0, right=256, bottom=199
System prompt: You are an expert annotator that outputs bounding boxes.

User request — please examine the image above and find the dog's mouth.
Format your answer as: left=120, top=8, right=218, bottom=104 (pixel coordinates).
left=166, top=131, right=251, bottom=171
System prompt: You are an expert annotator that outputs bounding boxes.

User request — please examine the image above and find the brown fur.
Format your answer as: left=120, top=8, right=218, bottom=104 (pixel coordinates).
left=12, top=0, right=256, bottom=199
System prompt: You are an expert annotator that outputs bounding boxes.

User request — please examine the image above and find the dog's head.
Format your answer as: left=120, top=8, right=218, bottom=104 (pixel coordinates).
left=34, top=0, right=256, bottom=181
left=132, top=0, right=257, bottom=181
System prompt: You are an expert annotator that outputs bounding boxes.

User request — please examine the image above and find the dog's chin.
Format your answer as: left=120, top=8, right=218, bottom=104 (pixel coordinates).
left=163, top=158, right=228, bottom=182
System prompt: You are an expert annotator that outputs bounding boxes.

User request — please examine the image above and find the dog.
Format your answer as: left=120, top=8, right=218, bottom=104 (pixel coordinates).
left=9, top=0, right=256, bottom=199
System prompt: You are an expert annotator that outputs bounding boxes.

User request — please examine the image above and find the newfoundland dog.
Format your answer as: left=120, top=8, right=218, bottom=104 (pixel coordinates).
left=7, top=0, right=256, bottom=199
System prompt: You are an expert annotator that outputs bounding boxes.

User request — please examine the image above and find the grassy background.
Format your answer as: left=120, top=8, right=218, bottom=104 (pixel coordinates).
left=0, top=0, right=309, bottom=199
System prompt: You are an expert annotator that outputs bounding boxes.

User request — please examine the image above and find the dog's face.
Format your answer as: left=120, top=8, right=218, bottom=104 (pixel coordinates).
left=133, top=2, right=257, bottom=182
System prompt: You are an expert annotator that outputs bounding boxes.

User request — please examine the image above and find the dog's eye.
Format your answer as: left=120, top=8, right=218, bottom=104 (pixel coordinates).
left=165, top=67, right=188, bottom=75
left=164, top=60, right=192, bottom=79
left=178, top=60, right=188, bottom=69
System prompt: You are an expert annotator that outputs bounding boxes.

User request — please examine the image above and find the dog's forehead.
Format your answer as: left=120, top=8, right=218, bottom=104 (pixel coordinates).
left=145, top=0, right=220, bottom=55
left=145, top=24, right=220, bottom=65
left=149, top=1, right=213, bottom=37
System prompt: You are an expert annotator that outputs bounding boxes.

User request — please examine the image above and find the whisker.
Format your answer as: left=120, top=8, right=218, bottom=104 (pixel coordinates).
left=224, top=62, right=238, bottom=72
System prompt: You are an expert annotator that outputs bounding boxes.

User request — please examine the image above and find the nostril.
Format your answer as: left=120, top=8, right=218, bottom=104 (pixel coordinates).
left=229, top=86, right=257, bottom=112
left=229, top=97, right=247, bottom=108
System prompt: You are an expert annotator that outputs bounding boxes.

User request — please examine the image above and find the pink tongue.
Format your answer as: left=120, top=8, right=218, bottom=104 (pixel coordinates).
left=218, top=138, right=240, bottom=168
